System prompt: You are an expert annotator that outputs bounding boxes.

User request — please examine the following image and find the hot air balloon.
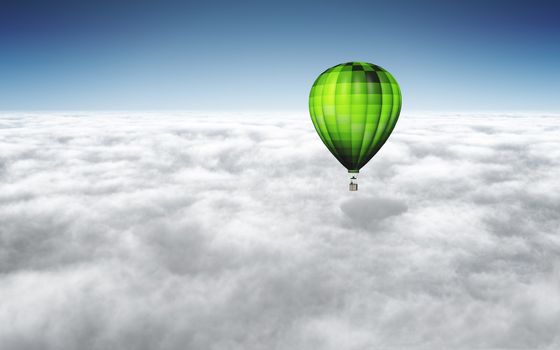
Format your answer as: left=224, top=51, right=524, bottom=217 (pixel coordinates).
left=309, top=62, right=402, bottom=191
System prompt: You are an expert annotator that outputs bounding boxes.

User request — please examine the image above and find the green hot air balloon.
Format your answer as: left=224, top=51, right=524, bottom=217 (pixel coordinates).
left=309, top=62, right=402, bottom=191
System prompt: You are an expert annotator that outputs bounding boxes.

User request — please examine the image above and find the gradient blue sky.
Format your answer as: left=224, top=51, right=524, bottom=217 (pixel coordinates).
left=1, top=0, right=558, bottom=110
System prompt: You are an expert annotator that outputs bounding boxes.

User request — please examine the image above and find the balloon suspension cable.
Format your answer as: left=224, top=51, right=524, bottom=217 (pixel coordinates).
left=349, top=175, right=358, bottom=191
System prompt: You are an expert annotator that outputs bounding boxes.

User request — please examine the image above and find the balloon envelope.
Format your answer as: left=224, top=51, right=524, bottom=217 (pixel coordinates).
left=309, top=62, right=402, bottom=173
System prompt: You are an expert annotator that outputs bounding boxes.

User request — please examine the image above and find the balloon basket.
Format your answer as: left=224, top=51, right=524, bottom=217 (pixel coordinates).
left=349, top=176, right=358, bottom=191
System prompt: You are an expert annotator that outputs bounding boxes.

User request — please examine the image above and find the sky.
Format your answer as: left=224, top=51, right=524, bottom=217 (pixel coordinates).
left=1, top=0, right=559, bottom=110
left=1, top=111, right=560, bottom=349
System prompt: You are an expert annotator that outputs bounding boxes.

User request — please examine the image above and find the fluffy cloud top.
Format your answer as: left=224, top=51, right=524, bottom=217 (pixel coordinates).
left=1, top=111, right=559, bottom=350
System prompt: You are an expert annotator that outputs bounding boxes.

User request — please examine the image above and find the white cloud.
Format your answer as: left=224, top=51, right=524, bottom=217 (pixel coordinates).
left=0, top=111, right=559, bottom=350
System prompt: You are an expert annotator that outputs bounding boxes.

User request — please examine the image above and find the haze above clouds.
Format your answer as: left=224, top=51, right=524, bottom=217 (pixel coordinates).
left=1, top=112, right=559, bottom=350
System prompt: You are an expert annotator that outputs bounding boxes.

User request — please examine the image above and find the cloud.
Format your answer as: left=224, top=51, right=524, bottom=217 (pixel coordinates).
left=0, top=111, right=559, bottom=350
left=340, top=196, right=408, bottom=229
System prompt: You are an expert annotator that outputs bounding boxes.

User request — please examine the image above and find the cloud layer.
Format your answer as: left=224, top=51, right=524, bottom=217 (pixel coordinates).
left=1, top=111, right=559, bottom=350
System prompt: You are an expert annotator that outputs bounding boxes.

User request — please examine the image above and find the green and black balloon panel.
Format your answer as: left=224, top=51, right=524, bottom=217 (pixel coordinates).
left=309, top=62, right=402, bottom=173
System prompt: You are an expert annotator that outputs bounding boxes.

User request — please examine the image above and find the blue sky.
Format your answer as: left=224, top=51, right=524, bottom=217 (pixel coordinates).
left=0, top=0, right=558, bottom=110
